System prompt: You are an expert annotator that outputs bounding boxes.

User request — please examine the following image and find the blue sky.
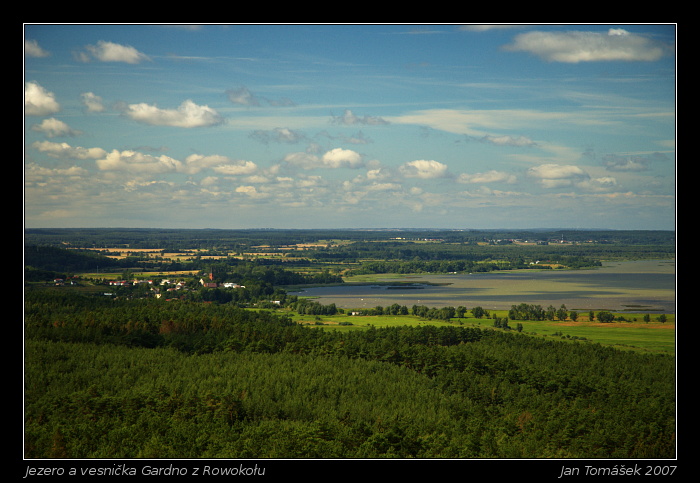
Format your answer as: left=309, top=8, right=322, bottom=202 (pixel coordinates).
left=24, top=24, right=676, bottom=230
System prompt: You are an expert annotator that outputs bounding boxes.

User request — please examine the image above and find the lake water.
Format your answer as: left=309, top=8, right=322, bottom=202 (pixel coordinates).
left=290, top=260, right=676, bottom=313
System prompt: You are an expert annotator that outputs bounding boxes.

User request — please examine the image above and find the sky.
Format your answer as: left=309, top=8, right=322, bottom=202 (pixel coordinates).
left=24, top=24, right=676, bottom=230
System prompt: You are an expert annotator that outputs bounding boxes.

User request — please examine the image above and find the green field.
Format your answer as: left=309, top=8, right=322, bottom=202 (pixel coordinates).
left=290, top=310, right=675, bottom=355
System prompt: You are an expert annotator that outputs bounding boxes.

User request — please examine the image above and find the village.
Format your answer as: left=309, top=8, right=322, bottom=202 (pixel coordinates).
left=100, top=271, right=245, bottom=296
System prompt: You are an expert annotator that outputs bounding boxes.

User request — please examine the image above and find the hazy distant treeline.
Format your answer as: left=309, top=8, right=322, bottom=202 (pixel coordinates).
left=24, top=228, right=675, bottom=250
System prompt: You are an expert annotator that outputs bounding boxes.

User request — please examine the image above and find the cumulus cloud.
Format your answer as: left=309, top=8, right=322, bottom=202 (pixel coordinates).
left=212, top=161, right=258, bottom=176
left=25, top=39, right=49, bottom=58
left=96, top=150, right=183, bottom=174
left=235, top=185, right=268, bottom=198
left=321, top=148, right=364, bottom=169
left=122, top=100, right=224, bottom=128
left=399, top=160, right=450, bottom=179
left=25, top=162, right=88, bottom=181
left=77, top=40, right=150, bottom=64
left=284, top=148, right=364, bottom=170
left=31, top=118, right=81, bottom=138
left=25, top=81, right=60, bottom=116
left=122, top=179, right=175, bottom=193
left=32, top=141, right=106, bottom=160
left=81, top=92, right=105, bottom=113
left=577, top=176, right=618, bottom=192
left=184, top=154, right=229, bottom=170
left=458, top=170, right=517, bottom=184
left=366, top=168, right=392, bottom=180
left=366, top=182, right=402, bottom=192
left=527, top=163, right=588, bottom=188
left=504, top=28, right=669, bottom=63
left=181, top=154, right=258, bottom=176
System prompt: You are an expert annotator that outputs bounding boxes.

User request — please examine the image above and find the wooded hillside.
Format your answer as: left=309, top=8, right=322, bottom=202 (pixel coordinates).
left=25, top=290, right=675, bottom=459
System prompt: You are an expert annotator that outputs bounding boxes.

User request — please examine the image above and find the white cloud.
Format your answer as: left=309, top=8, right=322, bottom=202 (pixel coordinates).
left=243, top=175, right=271, bottom=184
left=212, top=161, right=258, bottom=176
left=399, top=160, right=450, bottom=179
left=504, top=28, right=669, bottom=63
left=321, top=148, right=364, bottom=169
left=366, top=168, right=393, bottom=180
left=25, top=81, right=60, bottom=116
left=283, top=148, right=364, bottom=170
left=32, top=141, right=106, bottom=160
left=184, top=154, right=230, bottom=173
left=390, top=108, right=566, bottom=137
left=200, top=176, right=219, bottom=187
left=25, top=162, right=88, bottom=181
left=527, top=163, right=588, bottom=188
left=480, top=134, right=536, bottom=147
left=577, top=176, right=618, bottom=192
left=235, top=185, right=268, bottom=198
left=528, top=163, right=585, bottom=178
left=96, top=150, right=183, bottom=174
left=79, top=40, right=150, bottom=64
left=458, top=170, right=517, bottom=184
left=366, top=182, right=402, bottom=192
left=81, top=92, right=105, bottom=113
left=25, top=39, right=49, bottom=58
left=122, top=179, right=173, bottom=192
left=123, top=100, right=224, bottom=128
left=294, top=175, right=326, bottom=189
left=183, top=154, right=257, bottom=176
left=31, top=118, right=81, bottom=138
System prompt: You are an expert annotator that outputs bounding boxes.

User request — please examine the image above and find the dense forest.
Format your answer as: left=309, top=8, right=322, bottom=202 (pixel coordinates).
left=25, top=289, right=675, bottom=459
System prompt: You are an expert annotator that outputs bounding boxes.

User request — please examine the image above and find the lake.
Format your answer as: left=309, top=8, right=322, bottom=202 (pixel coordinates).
left=290, top=259, right=676, bottom=313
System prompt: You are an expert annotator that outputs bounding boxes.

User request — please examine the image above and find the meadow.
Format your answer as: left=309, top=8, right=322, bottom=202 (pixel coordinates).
left=291, top=310, right=675, bottom=355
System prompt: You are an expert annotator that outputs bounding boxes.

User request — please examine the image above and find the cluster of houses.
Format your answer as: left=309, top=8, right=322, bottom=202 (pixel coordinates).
left=100, top=271, right=246, bottom=300
left=198, top=271, right=245, bottom=289
left=53, top=278, right=78, bottom=286
left=107, top=279, right=154, bottom=286
left=105, top=277, right=244, bottom=290
left=200, top=280, right=245, bottom=289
